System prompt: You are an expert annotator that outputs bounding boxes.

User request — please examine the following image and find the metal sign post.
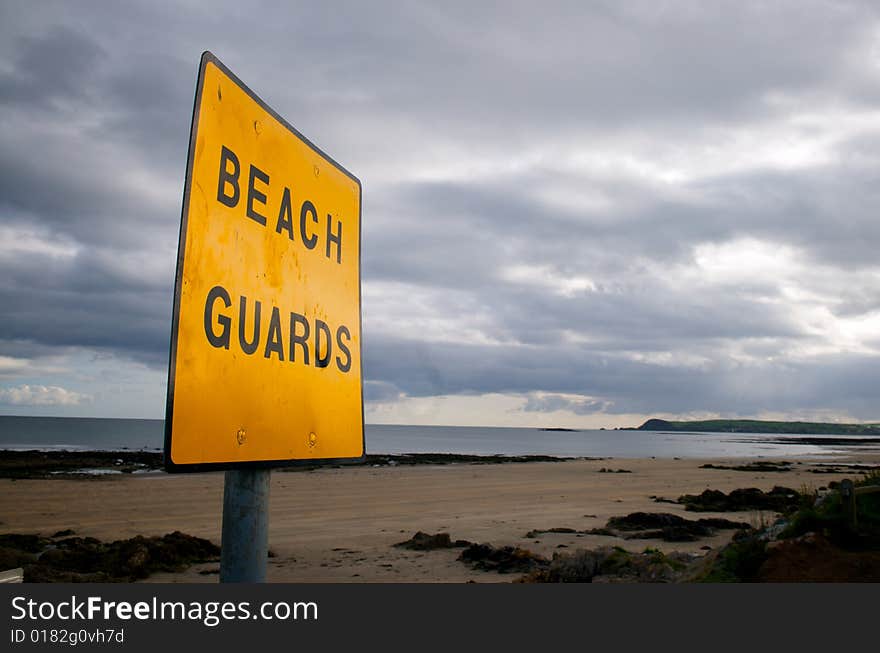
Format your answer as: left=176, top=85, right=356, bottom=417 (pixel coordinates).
left=220, top=469, right=271, bottom=582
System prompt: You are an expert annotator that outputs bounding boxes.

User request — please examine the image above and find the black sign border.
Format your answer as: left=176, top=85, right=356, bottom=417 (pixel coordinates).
left=163, top=51, right=365, bottom=473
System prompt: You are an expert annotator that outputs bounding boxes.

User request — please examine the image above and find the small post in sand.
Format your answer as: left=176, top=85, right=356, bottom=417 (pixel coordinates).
left=840, top=479, right=857, bottom=529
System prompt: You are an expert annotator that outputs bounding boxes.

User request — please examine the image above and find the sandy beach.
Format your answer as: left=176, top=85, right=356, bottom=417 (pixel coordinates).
left=2, top=453, right=878, bottom=582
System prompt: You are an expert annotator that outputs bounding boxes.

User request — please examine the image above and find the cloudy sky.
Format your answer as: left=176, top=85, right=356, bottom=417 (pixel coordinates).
left=1, top=1, right=880, bottom=427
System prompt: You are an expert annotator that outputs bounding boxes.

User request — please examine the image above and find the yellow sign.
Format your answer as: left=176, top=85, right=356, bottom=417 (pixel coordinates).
left=164, top=52, right=364, bottom=471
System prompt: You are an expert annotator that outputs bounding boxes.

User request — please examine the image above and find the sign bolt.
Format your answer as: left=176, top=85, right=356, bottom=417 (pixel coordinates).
left=308, top=432, right=317, bottom=448
left=237, top=428, right=247, bottom=445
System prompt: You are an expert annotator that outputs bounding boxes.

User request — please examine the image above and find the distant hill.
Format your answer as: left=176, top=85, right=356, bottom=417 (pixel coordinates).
left=636, top=418, right=880, bottom=435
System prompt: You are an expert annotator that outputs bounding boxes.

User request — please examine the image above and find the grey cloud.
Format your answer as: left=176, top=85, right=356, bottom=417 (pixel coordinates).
left=0, top=248, right=172, bottom=366
left=691, top=165, right=880, bottom=269
left=363, top=332, right=702, bottom=402
left=522, top=393, right=609, bottom=415
left=0, top=339, right=68, bottom=361
left=0, top=26, right=104, bottom=109
left=372, top=156, right=880, bottom=287
left=364, top=333, right=880, bottom=419
left=364, top=380, right=403, bottom=402
left=98, top=53, right=196, bottom=173
left=257, top=1, right=875, bottom=135
left=0, top=127, right=181, bottom=251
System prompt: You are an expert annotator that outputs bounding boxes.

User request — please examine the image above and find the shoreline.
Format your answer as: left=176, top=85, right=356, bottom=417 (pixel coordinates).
left=2, top=452, right=878, bottom=582
left=0, top=450, right=583, bottom=479
left=6, top=419, right=880, bottom=464
left=2, top=448, right=878, bottom=479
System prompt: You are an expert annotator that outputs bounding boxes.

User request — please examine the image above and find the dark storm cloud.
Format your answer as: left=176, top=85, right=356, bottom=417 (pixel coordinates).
left=362, top=175, right=706, bottom=292
left=100, top=53, right=196, bottom=171
left=249, top=1, right=873, bottom=133
left=0, top=12, right=183, bottom=366
left=363, top=330, right=712, bottom=407
left=0, top=249, right=171, bottom=365
left=0, top=150, right=176, bottom=249
left=0, top=339, right=63, bottom=361
left=363, top=333, right=880, bottom=419
left=369, top=155, right=880, bottom=291
left=363, top=380, right=404, bottom=402
left=1, top=1, right=880, bottom=420
left=0, top=18, right=188, bottom=220
left=0, top=26, right=104, bottom=109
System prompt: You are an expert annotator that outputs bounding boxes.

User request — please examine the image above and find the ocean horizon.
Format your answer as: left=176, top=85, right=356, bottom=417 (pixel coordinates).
left=1, top=414, right=879, bottom=459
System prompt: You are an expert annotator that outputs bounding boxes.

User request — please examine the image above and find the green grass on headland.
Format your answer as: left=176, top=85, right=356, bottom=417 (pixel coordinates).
left=636, top=418, right=880, bottom=435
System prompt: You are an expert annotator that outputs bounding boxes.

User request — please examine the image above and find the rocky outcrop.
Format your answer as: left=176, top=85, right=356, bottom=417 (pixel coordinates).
left=0, top=531, right=220, bottom=582
left=458, top=543, right=548, bottom=574
left=677, top=486, right=801, bottom=512
left=394, top=531, right=471, bottom=550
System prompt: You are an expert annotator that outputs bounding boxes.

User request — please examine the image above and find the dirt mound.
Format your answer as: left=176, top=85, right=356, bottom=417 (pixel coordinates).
left=758, top=532, right=880, bottom=582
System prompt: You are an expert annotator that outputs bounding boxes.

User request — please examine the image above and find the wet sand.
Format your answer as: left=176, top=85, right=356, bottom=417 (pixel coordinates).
left=1, top=453, right=877, bottom=582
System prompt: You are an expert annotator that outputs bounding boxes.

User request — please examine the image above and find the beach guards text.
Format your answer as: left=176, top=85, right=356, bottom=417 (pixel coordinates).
left=204, top=144, right=352, bottom=372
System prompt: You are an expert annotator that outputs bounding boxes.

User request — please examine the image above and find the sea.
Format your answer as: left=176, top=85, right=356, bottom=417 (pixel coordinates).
left=1, top=415, right=879, bottom=460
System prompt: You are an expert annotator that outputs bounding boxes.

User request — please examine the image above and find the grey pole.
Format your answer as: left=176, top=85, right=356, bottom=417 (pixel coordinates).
left=220, top=469, right=271, bottom=582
